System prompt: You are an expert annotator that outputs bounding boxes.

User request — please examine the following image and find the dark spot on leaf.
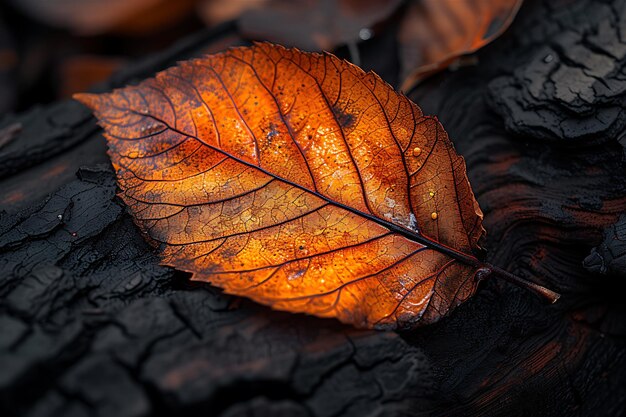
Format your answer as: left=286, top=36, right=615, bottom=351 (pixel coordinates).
left=332, top=105, right=355, bottom=129
left=266, top=122, right=279, bottom=144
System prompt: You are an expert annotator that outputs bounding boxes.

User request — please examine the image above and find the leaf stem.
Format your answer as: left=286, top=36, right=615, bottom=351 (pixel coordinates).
left=485, top=263, right=561, bottom=303
left=122, top=109, right=561, bottom=304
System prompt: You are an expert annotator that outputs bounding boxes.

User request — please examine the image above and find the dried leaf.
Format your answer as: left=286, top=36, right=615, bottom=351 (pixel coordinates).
left=75, top=43, right=557, bottom=330
left=399, top=0, right=523, bottom=91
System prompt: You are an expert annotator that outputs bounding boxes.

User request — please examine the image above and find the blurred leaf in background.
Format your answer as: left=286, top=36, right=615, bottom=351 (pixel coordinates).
left=0, top=0, right=522, bottom=113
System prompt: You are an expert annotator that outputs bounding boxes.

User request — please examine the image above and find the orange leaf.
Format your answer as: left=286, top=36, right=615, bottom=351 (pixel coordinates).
left=75, top=43, right=557, bottom=330
left=399, top=0, right=523, bottom=91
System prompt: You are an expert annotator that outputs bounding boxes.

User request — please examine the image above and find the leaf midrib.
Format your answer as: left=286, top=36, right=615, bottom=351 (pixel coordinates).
left=120, top=108, right=482, bottom=270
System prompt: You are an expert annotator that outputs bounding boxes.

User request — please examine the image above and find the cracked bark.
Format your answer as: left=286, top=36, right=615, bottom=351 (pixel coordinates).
left=1, top=1, right=625, bottom=416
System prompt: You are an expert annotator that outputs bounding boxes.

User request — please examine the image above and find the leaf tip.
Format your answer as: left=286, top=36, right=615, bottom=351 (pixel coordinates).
left=73, top=92, right=99, bottom=111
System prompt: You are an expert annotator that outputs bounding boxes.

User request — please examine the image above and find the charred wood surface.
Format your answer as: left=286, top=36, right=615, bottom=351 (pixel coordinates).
left=1, top=1, right=625, bottom=416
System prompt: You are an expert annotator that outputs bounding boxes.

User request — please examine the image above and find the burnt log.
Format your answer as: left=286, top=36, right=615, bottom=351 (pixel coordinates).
left=1, top=1, right=625, bottom=416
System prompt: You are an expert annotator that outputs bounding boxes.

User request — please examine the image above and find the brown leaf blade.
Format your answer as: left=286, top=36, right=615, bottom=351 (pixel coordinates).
left=76, top=43, right=494, bottom=329
left=399, top=0, right=523, bottom=91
